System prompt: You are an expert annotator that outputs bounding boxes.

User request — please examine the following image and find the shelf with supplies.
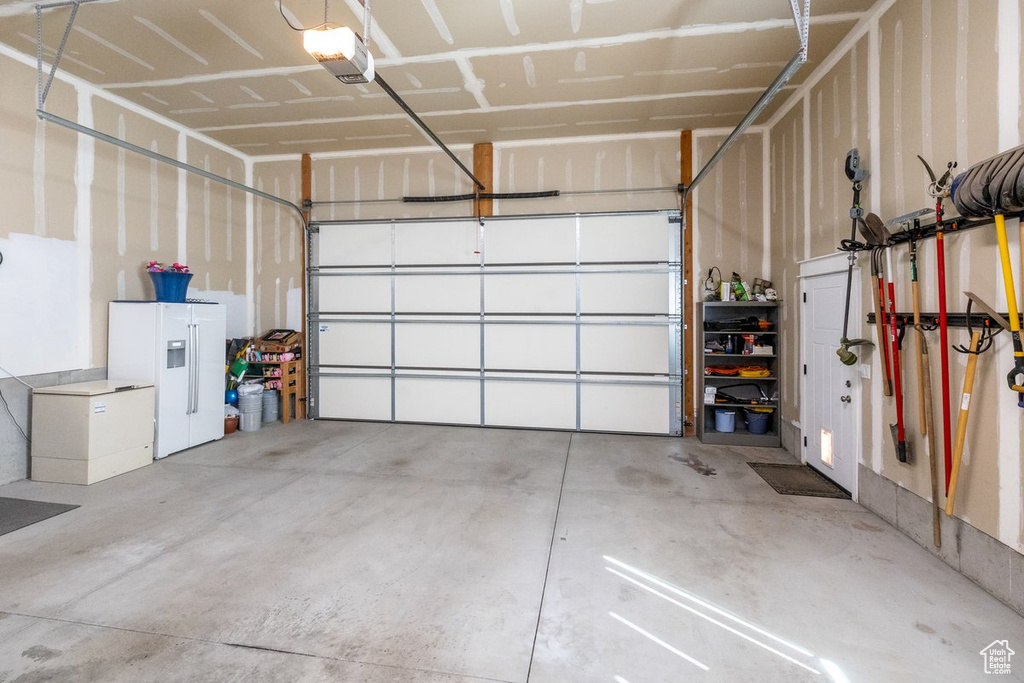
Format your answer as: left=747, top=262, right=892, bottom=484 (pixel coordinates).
left=244, top=331, right=306, bottom=423
left=697, top=301, right=781, bottom=447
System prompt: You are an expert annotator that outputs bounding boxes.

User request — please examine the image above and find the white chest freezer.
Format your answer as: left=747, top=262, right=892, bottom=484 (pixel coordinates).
left=31, top=380, right=154, bottom=485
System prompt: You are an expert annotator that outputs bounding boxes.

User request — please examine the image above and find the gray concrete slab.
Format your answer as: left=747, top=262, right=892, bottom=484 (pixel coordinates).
left=0, top=462, right=302, bottom=616
left=0, top=421, right=1020, bottom=682
left=530, top=488, right=1024, bottom=683
left=54, top=471, right=558, bottom=682
left=0, top=616, right=498, bottom=683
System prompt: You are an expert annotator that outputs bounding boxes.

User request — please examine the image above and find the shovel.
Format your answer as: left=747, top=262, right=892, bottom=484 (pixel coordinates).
left=859, top=213, right=893, bottom=396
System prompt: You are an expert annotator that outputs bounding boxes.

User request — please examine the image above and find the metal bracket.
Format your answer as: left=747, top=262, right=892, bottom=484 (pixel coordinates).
left=790, top=0, right=812, bottom=59
left=36, top=0, right=80, bottom=109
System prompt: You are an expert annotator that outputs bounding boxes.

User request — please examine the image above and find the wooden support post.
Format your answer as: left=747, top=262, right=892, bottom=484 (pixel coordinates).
left=681, top=131, right=695, bottom=437
left=473, top=143, right=494, bottom=217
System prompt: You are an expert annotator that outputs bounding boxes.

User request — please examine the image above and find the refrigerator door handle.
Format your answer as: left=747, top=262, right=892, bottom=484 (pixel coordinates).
left=187, top=323, right=197, bottom=415
left=193, top=323, right=201, bottom=414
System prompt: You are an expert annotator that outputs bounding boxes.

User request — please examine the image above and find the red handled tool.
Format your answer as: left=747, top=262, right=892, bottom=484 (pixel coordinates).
left=918, top=156, right=956, bottom=490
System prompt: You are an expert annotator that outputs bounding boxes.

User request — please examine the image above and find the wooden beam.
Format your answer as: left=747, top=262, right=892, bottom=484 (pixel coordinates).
left=473, top=143, right=494, bottom=217
left=681, top=131, right=695, bottom=437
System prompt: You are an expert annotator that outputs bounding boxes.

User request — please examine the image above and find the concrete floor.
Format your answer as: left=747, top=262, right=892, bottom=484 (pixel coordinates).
left=0, top=421, right=1021, bottom=682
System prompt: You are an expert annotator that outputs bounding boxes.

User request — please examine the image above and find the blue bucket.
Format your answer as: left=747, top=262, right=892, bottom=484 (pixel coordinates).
left=715, top=410, right=736, bottom=433
left=150, top=271, right=193, bottom=303
left=745, top=409, right=772, bottom=435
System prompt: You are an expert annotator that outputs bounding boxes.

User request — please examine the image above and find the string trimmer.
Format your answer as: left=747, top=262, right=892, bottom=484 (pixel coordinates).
left=836, top=148, right=874, bottom=365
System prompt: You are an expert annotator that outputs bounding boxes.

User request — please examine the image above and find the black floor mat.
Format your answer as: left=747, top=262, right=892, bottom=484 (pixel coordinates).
left=0, top=497, right=79, bottom=536
left=747, top=463, right=851, bottom=499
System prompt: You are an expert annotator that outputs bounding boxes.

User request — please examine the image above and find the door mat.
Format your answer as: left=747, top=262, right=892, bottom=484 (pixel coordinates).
left=747, top=463, right=851, bottom=499
left=0, top=497, right=79, bottom=537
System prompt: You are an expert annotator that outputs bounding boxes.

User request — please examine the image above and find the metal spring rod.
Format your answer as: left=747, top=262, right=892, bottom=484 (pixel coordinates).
left=36, top=110, right=308, bottom=228
left=310, top=186, right=677, bottom=207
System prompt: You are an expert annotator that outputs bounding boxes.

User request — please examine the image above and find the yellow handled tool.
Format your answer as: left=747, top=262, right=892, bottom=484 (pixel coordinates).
left=994, top=214, right=1024, bottom=395
left=945, top=331, right=981, bottom=517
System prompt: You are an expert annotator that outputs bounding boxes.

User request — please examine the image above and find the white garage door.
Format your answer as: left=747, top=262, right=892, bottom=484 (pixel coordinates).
left=309, top=211, right=682, bottom=435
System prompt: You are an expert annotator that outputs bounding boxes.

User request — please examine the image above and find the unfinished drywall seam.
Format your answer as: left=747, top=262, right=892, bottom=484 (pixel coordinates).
left=176, top=132, right=187, bottom=265
left=997, top=0, right=1022, bottom=151
left=955, top=0, right=969, bottom=171
left=921, top=1, right=932, bottom=167
left=245, top=158, right=255, bottom=335
left=892, top=19, right=905, bottom=216
left=75, top=87, right=95, bottom=370
left=762, top=129, right=771, bottom=279
left=802, top=94, right=811, bottom=261
left=868, top=12, right=882, bottom=472
left=117, top=114, right=127, bottom=256
left=0, top=43, right=247, bottom=163
left=33, top=118, right=46, bottom=237
left=106, top=13, right=864, bottom=91
left=201, top=87, right=777, bottom=136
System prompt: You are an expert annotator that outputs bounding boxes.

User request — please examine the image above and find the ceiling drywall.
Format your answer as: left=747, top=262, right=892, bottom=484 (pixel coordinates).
left=0, top=0, right=874, bottom=156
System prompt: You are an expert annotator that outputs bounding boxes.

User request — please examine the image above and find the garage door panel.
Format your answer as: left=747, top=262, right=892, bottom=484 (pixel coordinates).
left=318, top=376, right=391, bottom=420
left=581, top=326, right=669, bottom=374
left=581, top=384, right=670, bottom=433
left=396, top=221, right=479, bottom=265
left=320, top=224, right=392, bottom=265
left=485, top=274, right=576, bottom=313
left=485, top=325, right=575, bottom=372
left=580, top=214, right=672, bottom=262
left=486, top=217, right=576, bottom=264
left=581, top=273, right=670, bottom=314
left=485, top=381, right=576, bottom=429
left=397, top=324, right=479, bottom=369
left=319, top=276, right=391, bottom=312
left=314, top=212, right=680, bottom=435
left=319, top=323, right=391, bottom=366
left=396, top=377, right=479, bottom=424
left=396, top=275, right=480, bottom=312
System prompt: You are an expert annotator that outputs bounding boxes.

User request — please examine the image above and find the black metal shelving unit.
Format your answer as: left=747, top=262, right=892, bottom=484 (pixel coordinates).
left=696, top=301, right=782, bottom=447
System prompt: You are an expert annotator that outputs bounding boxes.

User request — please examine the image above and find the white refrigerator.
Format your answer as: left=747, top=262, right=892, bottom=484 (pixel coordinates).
left=108, top=302, right=226, bottom=459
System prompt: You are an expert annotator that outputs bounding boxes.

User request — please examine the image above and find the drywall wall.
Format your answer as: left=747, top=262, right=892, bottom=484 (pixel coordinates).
left=293, top=133, right=681, bottom=223
left=692, top=131, right=767, bottom=302
left=251, top=160, right=305, bottom=337
left=0, top=47, right=250, bottom=484
left=768, top=0, right=1023, bottom=555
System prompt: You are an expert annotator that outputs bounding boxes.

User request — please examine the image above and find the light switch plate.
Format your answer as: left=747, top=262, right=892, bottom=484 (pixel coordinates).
left=860, top=363, right=871, bottom=379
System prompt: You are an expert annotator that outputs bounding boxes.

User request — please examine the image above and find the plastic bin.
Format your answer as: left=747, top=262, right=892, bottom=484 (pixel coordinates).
left=239, top=411, right=262, bottom=431
left=715, top=409, right=736, bottom=433
left=149, top=271, right=193, bottom=303
left=745, top=409, right=772, bottom=435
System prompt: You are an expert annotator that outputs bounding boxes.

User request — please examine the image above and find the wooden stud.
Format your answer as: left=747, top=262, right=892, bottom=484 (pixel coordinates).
left=681, top=131, right=695, bottom=437
left=473, top=143, right=494, bottom=217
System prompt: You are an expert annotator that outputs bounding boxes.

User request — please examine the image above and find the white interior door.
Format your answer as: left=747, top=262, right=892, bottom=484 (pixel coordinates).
left=802, top=269, right=859, bottom=493
left=311, top=212, right=682, bottom=435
